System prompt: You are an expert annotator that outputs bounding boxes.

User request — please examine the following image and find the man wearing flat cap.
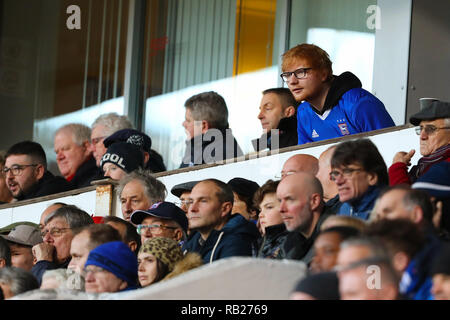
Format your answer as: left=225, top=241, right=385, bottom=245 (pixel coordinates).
left=389, top=99, right=450, bottom=185
left=1, top=224, right=42, bottom=271
left=227, top=177, right=260, bottom=221
left=171, top=181, right=199, bottom=213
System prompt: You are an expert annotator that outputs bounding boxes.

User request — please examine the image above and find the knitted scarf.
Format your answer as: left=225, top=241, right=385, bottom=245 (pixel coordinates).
left=410, top=144, right=450, bottom=182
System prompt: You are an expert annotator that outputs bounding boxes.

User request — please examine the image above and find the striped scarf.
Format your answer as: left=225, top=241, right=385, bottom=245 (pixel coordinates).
left=410, top=144, right=450, bottom=182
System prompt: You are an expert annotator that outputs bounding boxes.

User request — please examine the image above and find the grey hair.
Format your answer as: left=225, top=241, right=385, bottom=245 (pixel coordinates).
left=117, top=168, right=167, bottom=204
left=45, top=205, right=94, bottom=229
left=91, top=112, right=134, bottom=136
left=184, top=91, right=229, bottom=130
left=340, top=236, right=389, bottom=258
left=42, top=268, right=85, bottom=291
left=56, top=123, right=91, bottom=145
left=0, top=267, right=39, bottom=296
left=0, top=237, right=11, bottom=267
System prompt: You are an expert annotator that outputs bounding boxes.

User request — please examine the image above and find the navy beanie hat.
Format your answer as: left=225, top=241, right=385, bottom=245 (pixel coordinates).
left=100, top=142, right=144, bottom=173
left=85, top=241, right=138, bottom=286
left=103, top=129, right=152, bottom=153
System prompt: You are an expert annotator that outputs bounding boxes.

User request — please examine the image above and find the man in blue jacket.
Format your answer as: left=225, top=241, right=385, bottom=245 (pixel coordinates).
left=280, top=43, right=395, bottom=145
left=330, top=138, right=389, bottom=220
left=182, top=179, right=259, bottom=264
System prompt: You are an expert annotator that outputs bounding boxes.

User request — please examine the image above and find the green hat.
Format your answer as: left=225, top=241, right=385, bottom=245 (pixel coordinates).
left=0, top=221, right=40, bottom=235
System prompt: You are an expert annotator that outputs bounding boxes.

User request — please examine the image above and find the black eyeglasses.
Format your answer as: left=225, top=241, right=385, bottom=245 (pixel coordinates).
left=415, top=125, right=450, bottom=135
left=280, top=67, right=312, bottom=82
left=3, top=164, right=38, bottom=176
left=329, top=168, right=363, bottom=181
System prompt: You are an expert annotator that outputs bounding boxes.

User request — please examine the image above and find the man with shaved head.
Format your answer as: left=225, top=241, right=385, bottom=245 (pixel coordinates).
left=279, top=154, right=318, bottom=179
left=316, top=145, right=341, bottom=214
left=276, top=172, right=330, bottom=262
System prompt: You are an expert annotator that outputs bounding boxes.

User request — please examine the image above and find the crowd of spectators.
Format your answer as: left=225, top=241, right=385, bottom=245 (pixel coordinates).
left=0, top=43, right=449, bottom=300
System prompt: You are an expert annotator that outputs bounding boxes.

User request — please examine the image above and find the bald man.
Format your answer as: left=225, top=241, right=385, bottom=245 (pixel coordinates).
left=280, top=154, right=319, bottom=179
left=276, top=172, right=330, bottom=263
left=316, top=146, right=342, bottom=214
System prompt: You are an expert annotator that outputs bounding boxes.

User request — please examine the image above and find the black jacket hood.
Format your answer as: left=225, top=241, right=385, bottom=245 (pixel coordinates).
left=315, top=71, right=362, bottom=115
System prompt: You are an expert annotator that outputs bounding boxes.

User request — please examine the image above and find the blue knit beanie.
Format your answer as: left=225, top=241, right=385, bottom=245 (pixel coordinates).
left=85, top=241, right=138, bottom=286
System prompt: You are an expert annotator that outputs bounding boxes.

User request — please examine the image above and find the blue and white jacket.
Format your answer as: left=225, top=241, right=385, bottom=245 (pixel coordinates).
left=297, top=72, right=395, bottom=145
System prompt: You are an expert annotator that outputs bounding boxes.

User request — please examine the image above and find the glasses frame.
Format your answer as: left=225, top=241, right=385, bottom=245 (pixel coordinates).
left=136, top=224, right=178, bottom=235
left=41, top=227, right=71, bottom=238
left=414, top=125, right=450, bottom=136
left=329, top=168, right=363, bottom=181
left=3, top=164, right=38, bottom=176
left=280, top=67, right=312, bottom=82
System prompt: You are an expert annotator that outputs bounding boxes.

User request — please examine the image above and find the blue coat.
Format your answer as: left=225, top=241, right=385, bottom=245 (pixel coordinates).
left=297, top=72, right=395, bottom=145
left=182, top=214, right=260, bottom=264
left=399, top=230, right=442, bottom=300
left=337, top=185, right=382, bottom=220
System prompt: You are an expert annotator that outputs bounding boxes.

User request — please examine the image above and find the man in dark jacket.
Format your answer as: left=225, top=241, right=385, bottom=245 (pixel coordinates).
left=180, top=91, right=243, bottom=168
left=32, top=205, right=93, bottom=285
left=276, top=172, right=330, bottom=264
left=54, top=123, right=98, bottom=189
left=389, top=99, right=450, bottom=186
left=252, top=88, right=298, bottom=151
left=182, top=179, right=259, bottom=264
left=331, top=138, right=389, bottom=220
left=4, top=141, right=72, bottom=201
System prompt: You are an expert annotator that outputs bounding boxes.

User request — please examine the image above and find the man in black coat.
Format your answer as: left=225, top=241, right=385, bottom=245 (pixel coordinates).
left=54, top=123, right=99, bottom=189
left=252, top=87, right=298, bottom=151
left=180, top=91, right=243, bottom=168
left=4, top=141, right=72, bottom=201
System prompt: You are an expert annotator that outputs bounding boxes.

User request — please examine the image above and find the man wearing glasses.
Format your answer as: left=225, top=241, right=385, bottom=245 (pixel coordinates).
left=389, top=100, right=450, bottom=185
left=330, top=139, right=389, bottom=220
left=4, top=141, right=71, bottom=201
left=280, top=43, right=395, bottom=145
left=31, top=205, right=93, bottom=285
left=130, top=201, right=188, bottom=247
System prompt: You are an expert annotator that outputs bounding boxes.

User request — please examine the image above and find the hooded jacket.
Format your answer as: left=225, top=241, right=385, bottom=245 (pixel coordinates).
left=252, top=115, right=298, bottom=151
left=17, top=171, right=72, bottom=202
left=297, top=72, right=395, bottom=145
left=180, top=128, right=243, bottom=168
left=182, top=214, right=260, bottom=264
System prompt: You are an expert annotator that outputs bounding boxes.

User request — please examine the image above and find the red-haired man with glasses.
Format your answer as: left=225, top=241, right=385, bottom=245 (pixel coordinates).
left=281, top=43, right=394, bottom=145
left=389, top=100, right=450, bottom=186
